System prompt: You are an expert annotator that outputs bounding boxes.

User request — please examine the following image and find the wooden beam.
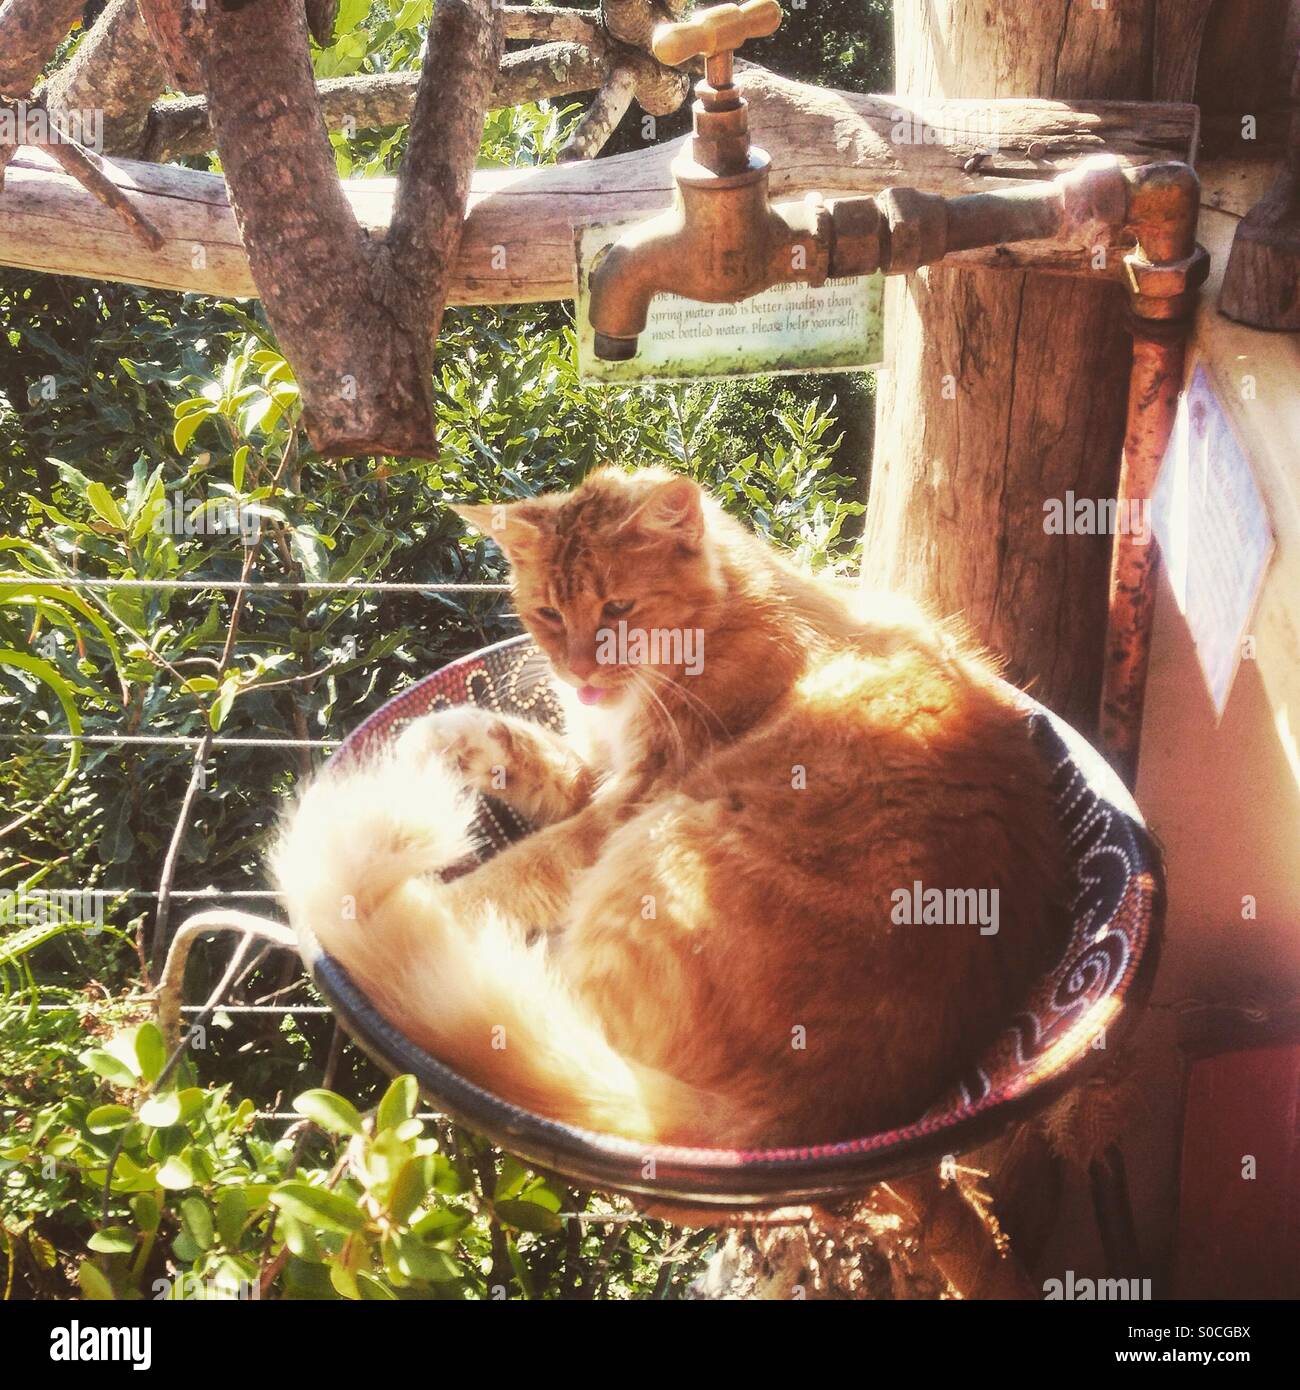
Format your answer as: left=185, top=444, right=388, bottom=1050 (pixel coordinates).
left=0, top=68, right=1196, bottom=306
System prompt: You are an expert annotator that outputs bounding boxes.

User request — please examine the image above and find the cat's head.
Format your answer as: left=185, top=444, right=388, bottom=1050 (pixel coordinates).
left=455, top=468, right=723, bottom=706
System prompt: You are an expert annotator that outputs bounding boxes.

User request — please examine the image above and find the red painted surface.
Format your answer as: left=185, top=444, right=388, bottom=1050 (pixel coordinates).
left=1172, top=1042, right=1300, bottom=1298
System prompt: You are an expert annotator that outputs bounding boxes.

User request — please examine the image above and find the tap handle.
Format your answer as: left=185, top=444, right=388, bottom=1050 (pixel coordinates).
left=652, top=0, right=782, bottom=68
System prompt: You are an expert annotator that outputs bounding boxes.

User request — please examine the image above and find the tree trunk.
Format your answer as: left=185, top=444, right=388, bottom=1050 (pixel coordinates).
left=863, top=0, right=1156, bottom=736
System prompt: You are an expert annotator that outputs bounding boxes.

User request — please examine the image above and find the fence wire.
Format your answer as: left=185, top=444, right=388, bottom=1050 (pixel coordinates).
left=9, top=573, right=506, bottom=1101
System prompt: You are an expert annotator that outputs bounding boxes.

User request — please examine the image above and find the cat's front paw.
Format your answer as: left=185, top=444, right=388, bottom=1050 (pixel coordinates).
left=394, top=707, right=509, bottom=798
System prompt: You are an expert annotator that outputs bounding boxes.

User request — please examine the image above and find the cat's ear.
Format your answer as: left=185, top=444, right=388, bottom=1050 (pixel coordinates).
left=453, top=501, right=545, bottom=562
left=619, top=476, right=704, bottom=550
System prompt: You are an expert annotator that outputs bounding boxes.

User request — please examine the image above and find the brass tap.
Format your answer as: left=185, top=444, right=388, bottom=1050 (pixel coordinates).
left=589, top=0, right=853, bottom=361
left=586, top=4, right=1208, bottom=363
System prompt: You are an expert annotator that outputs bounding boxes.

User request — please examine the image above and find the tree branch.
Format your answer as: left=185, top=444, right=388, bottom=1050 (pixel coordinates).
left=0, top=0, right=86, bottom=93
left=0, top=0, right=86, bottom=182
left=382, top=0, right=504, bottom=383
left=502, top=4, right=601, bottom=44
left=145, top=41, right=614, bottom=162
left=559, top=64, right=637, bottom=162
left=190, top=0, right=415, bottom=455
left=186, top=0, right=501, bottom=456
left=42, top=0, right=169, bottom=156
left=42, top=127, right=163, bottom=249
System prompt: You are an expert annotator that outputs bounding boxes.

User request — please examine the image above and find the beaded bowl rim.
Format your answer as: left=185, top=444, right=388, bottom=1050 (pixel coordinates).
left=298, top=634, right=1165, bottom=1210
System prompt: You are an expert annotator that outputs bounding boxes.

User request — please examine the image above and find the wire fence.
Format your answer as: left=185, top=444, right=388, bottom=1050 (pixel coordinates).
left=8, top=571, right=508, bottom=1107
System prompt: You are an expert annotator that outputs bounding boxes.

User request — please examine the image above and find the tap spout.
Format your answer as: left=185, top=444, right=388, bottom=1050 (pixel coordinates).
left=588, top=207, right=687, bottom=362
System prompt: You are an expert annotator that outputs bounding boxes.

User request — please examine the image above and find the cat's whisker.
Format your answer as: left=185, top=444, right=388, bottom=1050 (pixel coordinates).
left=637, top=664, right=729, bottom=737
left=630, top=668, right=686, bottom=769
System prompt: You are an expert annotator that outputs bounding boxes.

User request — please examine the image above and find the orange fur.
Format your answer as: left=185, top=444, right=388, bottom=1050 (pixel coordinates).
left=275, top=468, right=1068, bottom=1147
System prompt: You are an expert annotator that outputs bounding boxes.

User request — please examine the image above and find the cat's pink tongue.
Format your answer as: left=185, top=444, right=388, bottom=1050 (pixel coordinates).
left=576, top=684, right=606, bottom=706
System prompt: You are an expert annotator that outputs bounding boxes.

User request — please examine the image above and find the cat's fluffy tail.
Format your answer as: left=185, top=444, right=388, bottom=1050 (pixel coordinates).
left=272, top=752, right=700, bottom=1142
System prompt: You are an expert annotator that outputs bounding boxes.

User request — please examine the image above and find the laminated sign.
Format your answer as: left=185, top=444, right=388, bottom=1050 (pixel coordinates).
left=1151, top=363, right=1276, bottom=719
left=574, top=218, right=885, bottom=384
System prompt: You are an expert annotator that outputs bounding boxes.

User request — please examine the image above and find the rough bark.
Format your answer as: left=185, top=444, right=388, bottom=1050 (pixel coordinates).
left=502, top=5, right=601, bottom=45
left=42, top=0, right=168, bottom=157
left=1218, top=51, right=1300, bottom=328
left=0, top=70, right=1197, bottom=304
left=1193, top=0, right=1293, bottom=154
left=558, top=64, right=638, bottom=162
left=37, top=1, right=686, bottom=162
left=0, top=0, right=86, bottom=94
left=383, top=0, right=503, bottom=383
left=1151, top=0, right=1216, bottom=101
left=846, top=0, right=1181, bottom=1304
left=0, top=0, right=87, bottom=181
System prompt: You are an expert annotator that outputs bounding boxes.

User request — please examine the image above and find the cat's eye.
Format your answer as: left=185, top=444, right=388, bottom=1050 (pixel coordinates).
left=535, top=607, right=563, bottom=626
left=602, top=599, right=635, bottom=619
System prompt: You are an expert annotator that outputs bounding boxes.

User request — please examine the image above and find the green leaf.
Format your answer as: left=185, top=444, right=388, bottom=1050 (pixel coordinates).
left=411, top=1206, right=470, bottom=1245
left=0, top=648, right=84, bottom=779
left=180, top=1197, right=214, bottom=1251
left=131, top=1193, right=161, bottom=1234
left=375, top=1074, right=417, bottom=1132
left=356, top=1270, right=398, bottom=1300
left=216, top=1188, right=248, bottom=1247
left=86, top=1104, right=133, bottom=1134
left=85, top=481, right=126, bottom=530
left=278, top=1212, right=323, bottom=1262
left=270, top=1181, right=366, bottom=1235
left=386, top=1154, right=433, bottom=1225
left=430, top=1153, right=466, bottom=1195
left=172, top=1230, right=201, bottom=1264
left=232, top=444, right=249, bottom=492
left=389, top=1233, right=458, bottom=1283
left=173, top=405, right=214, bottom=453
left=88, top=1226, right=136, bottom=1254
left=81, top=1048, right=137, bottom=1088
left=107, top=1151, right=158, bottom=1193
left=134, top=1022, right=168, bottom=1084
left=495, top=1197, right=563, bottom=1235
left=138, top=1087, right=203, bottom=1129
left=156, top=1152, right=195, bottom=1190
left=208, top=680, right=238, bottom=731
left=293, top=1088, right=364, bottom=1136
left=78, top=1261, right=116, bottom=1300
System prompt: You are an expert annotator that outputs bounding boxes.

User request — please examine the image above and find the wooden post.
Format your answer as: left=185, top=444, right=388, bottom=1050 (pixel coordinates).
left=862, top=0, right=1156, bottom=737
left=847, top=0, right=1161, bottom=1296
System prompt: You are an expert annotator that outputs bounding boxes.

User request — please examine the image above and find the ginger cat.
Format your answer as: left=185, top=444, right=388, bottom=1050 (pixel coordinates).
left=275, top=467, right=1068, bottom=1148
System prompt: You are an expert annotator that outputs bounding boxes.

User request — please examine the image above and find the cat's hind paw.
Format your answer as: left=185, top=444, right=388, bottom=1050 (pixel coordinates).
left=395, top=706, right=511, bottom=799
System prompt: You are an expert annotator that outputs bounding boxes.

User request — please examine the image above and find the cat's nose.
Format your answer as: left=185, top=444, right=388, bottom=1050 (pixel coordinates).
left=568, top=651, right=599, bottom=680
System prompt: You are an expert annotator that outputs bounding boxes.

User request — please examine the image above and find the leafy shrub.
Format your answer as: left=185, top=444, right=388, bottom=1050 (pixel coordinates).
left=0, top=1, right=885, bottom=1300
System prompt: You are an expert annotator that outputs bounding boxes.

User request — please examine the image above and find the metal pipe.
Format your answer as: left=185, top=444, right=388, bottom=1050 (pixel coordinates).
left=1099, top=165, right=1209, bottom=789
left=1100, top=321, right=1190, bottom=788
